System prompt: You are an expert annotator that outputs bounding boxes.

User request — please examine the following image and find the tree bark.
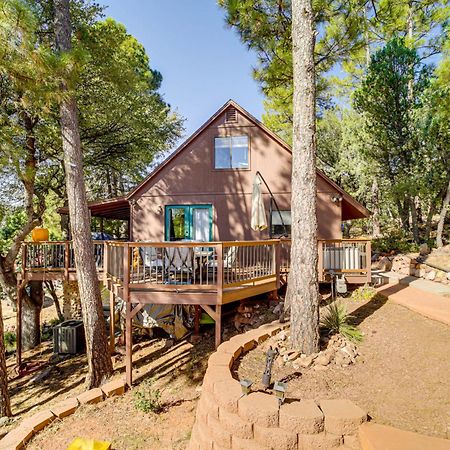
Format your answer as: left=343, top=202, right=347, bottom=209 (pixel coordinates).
left=410, top=197, right=420, bottom=244
left=436, top=179, right=450, bottom=248
left=371, top=178, right=382, bottom=238
left=54, top=0, right=112, bottom=388
left=287, top=0, right=320, bottom=354
left=44, top=281, right=65, bottom=322
left=22, top=281, right=44, bottom=350
left=0, top=298, right=12, bottom=417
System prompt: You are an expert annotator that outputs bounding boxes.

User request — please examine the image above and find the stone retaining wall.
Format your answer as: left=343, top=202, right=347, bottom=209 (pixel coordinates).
left=188, top=321, right=367, bottom=450
left=0, top=379, right=126, bottom=450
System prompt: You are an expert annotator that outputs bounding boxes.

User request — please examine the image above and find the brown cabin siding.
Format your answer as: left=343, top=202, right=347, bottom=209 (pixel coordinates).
left=131, top=107, right=342, bottom=242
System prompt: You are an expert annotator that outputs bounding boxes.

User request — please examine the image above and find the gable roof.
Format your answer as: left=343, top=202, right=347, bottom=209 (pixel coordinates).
left=127, top=99, right=369, bottom=220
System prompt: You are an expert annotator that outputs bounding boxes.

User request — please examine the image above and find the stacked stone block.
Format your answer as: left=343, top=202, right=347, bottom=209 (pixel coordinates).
left=188, top=320, right=367, bottom=450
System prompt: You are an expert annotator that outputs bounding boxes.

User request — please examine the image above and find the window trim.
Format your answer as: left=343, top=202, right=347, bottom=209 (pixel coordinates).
left=213, top=135, right=251, bottom=171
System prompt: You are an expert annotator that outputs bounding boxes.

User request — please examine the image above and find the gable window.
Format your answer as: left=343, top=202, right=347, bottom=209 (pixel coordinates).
left=270, top=210, right=291, bottom=237
left=214, top=136, right=249, bottom=169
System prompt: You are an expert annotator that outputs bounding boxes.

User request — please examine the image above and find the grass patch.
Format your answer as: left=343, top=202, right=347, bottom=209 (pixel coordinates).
left=133, top=379, right=162, bottom=413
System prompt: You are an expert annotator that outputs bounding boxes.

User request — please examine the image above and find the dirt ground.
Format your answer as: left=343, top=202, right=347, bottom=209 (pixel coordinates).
left=238, top=292, right=450, bottom=439
left=1, top=296, right=275, bottom=449
left=26, top=337, right=210, bottom=450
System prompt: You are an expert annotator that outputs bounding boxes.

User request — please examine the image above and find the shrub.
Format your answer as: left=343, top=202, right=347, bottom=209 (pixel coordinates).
left=351, top=284, right=376, bottom=302
left=4, top=331, right=17, bottom=352
left=320, top=301, right=362, bottom=343
left=133, top=379, right=162, bottom=413
left=372, top=230, right=419, bottom=254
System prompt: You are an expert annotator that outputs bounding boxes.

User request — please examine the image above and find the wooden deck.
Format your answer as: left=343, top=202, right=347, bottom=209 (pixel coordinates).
left=18, top=238, right=371, bottom=385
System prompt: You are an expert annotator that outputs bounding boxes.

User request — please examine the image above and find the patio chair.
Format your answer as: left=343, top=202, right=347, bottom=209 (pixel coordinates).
left=206, top=245, right=238, bottom=273
left=163, top=246, right=195, bottom=284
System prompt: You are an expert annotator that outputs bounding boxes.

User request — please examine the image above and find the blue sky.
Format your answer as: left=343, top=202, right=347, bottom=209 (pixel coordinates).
left=102, top=0, right=265, bottom=141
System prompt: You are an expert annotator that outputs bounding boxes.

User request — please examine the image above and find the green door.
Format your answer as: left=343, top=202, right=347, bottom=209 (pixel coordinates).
left=165, top=205, right=212, bottom=241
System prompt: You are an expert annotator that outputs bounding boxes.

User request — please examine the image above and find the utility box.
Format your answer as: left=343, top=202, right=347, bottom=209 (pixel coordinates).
left=53, top=320, right=85, bottom=354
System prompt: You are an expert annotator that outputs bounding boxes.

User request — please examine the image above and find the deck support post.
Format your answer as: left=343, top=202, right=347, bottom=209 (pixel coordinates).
left=125, top=301, right=132, bottom=387
left=123, top=244, right=132, bottom=387
left=16, top=282, right=22, bottom=368
left=109, top=290, right=115, bottom=354
left=194, top=305, right=200, bottom=335
left=215, top=305, right=222, bottom=349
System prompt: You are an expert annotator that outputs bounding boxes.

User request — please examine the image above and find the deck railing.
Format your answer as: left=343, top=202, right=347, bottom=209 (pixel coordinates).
left=21, top=240, right=105, bottom=273
left=20, top=238, right=371, bottom=285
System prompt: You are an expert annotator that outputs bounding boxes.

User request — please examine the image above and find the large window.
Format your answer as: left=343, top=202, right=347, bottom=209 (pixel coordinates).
left=214, top=136, right=249, bottom=169
left=270, top=210, right=291, bottom=237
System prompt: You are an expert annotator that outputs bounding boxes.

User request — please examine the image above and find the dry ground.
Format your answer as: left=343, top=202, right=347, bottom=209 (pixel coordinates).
left=238, top=292, right=450, bottom=439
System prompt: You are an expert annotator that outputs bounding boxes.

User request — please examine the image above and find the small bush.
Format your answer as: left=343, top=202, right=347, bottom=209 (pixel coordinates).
left=372, top=230, right=419, bottom=254
left=320, top=301, right=362, bottom=343
left=133, top=379, right=162, bottom=413
left=351, top=284, right=376, bottom=302
left=3, top=332, right=16, bottom=351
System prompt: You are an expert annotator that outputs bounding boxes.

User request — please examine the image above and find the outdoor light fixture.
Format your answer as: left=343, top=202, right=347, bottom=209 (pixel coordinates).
left=330, top=194, right=343, bottom=203
left=273, top=381, right=288, bottom=405
left=262, top=347, right=278, bottom=388
left=240, top=379, right=253, bottom=396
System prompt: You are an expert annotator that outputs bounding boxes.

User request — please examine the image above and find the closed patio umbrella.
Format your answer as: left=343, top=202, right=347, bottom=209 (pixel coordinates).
left=251, top=172, right=268, bottom=231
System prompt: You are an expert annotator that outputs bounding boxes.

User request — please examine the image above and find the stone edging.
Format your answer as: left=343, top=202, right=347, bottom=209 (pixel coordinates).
left=188, top=320, right=367, bottom=450
left=0, top=379, right=127, bottom=450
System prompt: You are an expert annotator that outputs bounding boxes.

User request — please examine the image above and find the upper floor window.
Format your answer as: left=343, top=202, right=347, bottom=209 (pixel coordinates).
left=214, top=136, right=249, bottom=169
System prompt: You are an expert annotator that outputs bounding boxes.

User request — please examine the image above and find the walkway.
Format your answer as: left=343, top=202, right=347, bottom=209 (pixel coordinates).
left=376, top=273, right=450, bottom=326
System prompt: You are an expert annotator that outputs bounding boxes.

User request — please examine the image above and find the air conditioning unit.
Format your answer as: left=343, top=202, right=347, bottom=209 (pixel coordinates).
left=53, top=320, right=85, bottom=354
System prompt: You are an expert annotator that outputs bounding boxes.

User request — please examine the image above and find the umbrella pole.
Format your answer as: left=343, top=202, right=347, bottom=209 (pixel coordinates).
left=256, top=171, right=289, bottom=237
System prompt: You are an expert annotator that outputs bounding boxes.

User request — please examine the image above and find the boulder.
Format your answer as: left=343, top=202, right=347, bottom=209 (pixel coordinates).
left=419, top=243, right=430, bottom=255
left=425, top=270, right=436, bottom=281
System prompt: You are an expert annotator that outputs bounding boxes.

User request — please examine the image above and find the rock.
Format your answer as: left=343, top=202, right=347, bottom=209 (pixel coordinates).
left=419, top=243, right=430, bottom=256
left=425, top=270, right=436, bottom=281
left=313, top=364, right=328, bottom=371
left=315, top=351, right=334, bottom=366
left=272, top=302, right=283, bottom=315
left=335, top=350, right=352, bottom=367
left=288, top=351, right=300, bottom=362
left=277, top=331, right=287, bottom=342
left=377, top=256, right=392, bottom=271
left=298, top=355, right=314, bottom=368
left=447, top=272, right=450, bottom=281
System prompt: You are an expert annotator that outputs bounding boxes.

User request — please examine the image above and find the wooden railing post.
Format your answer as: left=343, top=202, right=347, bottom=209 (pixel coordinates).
left=216, top=243, right=223, bottom=304
left=64, top=241, right=70, bottom=280
left=274, top=241, right=281, bottom=289
left=365, top=240, right=372, bottom=283
left=103, top=242, right=109, bottom=285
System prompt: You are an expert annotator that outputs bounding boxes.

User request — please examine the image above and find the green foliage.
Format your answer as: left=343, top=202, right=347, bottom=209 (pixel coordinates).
left=372, top=230, right=419, bottom=254
left=133, top=379, right=162, bottom=414
left=0, top=209, right=27, bottom=253
left=351, top=285, right=377, bottom=303
left=4, top=331, right=16, bottom=352
left=320, top=301, right=362, bottom=343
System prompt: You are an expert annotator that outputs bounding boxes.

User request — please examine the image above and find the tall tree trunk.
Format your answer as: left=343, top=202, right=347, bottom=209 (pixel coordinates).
left=424, top=201, right=436, bottom=241
left=436, top=180, right=450, bottom=248
left=22, top=281, right=44, bottom=350
left=371, top=178, right=382, bottom=237
left=0, top=299, right=11, bottom=417
left=410, top=197, right=420, bottom=244
left=287, top=0, right=320, bottom=354
left=44, top=281, right=65, bottom=321
left=54, top=0, right=112, bottom=388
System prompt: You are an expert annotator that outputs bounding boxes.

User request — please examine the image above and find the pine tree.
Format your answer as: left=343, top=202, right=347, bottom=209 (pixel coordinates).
left=54, top=0, right=113, bottom=388
left=288, top=0, right=320, bottom=353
